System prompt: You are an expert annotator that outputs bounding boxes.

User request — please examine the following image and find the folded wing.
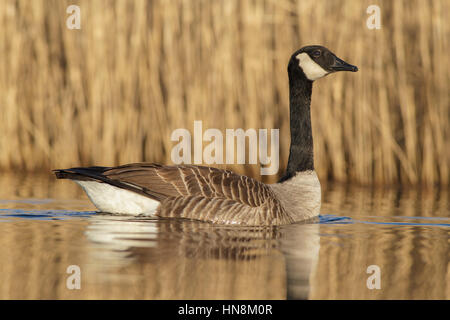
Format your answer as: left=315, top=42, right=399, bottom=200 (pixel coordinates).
left=55, top=163, right=290, bottom=225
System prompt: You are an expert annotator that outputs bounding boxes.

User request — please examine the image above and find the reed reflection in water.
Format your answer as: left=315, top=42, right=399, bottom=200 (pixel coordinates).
left=0, top=173, right=448, bottom=299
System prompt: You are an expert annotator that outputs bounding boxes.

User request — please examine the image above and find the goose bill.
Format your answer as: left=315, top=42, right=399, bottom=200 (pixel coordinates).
left=329, top=56, right=358, bottom=72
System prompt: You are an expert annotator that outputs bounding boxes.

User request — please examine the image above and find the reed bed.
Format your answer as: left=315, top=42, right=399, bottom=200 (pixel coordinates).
left=0, top=0, right=448, bottom=186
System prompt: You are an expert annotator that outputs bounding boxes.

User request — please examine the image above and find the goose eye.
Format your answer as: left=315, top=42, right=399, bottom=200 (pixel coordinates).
left=312, top=50, right=321, bottom=57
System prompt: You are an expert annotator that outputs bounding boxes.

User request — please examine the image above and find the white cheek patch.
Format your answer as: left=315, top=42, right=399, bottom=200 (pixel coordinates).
left=296, top=52, right=329, bottom=81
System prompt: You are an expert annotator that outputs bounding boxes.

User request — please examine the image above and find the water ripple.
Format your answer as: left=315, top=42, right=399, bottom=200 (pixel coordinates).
left=319, top=214, right=353, bottom=224
left=0, top=208, right=96, bottom=220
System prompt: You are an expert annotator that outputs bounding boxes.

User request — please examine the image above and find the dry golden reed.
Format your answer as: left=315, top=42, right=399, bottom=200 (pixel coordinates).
left=0, top=0, right=448, bottom=186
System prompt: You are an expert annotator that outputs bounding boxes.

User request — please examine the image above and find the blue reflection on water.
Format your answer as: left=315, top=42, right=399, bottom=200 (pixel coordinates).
left=0, top=208, right=96, bottom=220
left=319, top=214, right=353, bottom=224
left=319, top=213, right=450, bottom=228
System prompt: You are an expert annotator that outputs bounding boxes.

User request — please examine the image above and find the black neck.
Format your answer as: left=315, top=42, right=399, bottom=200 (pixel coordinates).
left=279, top=70, right=314, bottom=182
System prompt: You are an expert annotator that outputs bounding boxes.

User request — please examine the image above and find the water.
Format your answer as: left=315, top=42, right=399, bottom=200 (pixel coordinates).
left=0, top=173, right=448, bottom=299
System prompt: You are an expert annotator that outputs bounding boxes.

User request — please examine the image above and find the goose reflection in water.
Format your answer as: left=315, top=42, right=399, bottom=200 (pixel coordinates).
left=84, top=214, right=320, bottom=299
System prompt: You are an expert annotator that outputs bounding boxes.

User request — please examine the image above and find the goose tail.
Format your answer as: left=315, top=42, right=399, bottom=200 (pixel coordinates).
left=53, top=166, right=160, bottom=215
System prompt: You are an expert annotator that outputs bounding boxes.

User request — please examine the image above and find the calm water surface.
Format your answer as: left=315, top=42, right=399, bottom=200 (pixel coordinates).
left=0, top=173, right=448, bottom=299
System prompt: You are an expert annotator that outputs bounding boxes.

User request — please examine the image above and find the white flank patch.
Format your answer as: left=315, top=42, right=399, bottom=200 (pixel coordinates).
left=296, top=52, right=329, bottom=81
left=75, top=180, right=160, bottom=215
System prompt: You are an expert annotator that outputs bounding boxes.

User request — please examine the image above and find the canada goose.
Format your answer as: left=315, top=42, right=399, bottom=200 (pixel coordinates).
left=54, top=45, right=358, bottom=226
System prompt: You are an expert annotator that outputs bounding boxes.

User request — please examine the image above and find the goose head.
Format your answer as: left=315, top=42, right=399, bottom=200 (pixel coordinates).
left=289, top=45, right=358, bottom=81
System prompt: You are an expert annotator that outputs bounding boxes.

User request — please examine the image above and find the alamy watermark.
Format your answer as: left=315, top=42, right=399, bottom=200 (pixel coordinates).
left=66, top=5, right=81, bottom=30
left=366, top=265, right=381, bottom=289
left=171, top=121, right=280, bottom=175
left=66, top=265, right=81, bottom=290
left=366, top=5, right=381, bottom=30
